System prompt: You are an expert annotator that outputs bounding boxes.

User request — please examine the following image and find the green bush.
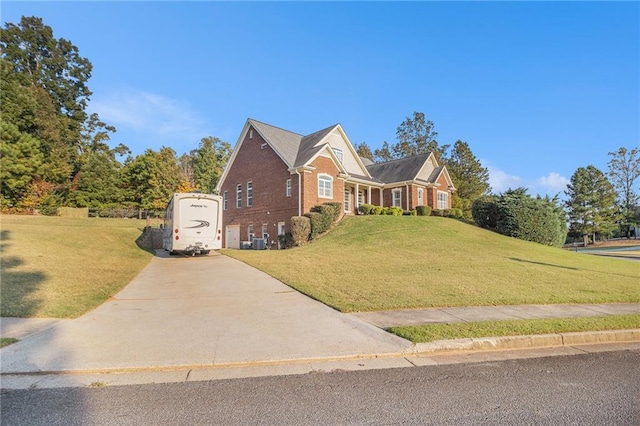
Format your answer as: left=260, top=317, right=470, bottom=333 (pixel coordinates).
left=290, top=216, right=311, bottom=246
left=449, top=208, right=463, bottom=218
left=371, top=205, right=384, bottom=215
left=306, top=203, right=342, bottom=239
left=322, top=202, right=342, bottom=222
left=416, top=206, right=432, bottom=216
left=472, top=189, right=567, bottom=247
left=358, top=204, right=374, bottom=215
left=442, top=209, right=451, bottom=217
left=382, top=206, right=403, bottom=216
left=431, top=209, right=444, bottom=217
left=472, top=196, right=499, bottom=229
left=283, top=232, right=295, bottom=249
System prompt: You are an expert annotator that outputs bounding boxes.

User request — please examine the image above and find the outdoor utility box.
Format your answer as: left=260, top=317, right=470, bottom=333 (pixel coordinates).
left=252, top=238, right=265, bottom=250
left=240, top=241, right=252, bottom=250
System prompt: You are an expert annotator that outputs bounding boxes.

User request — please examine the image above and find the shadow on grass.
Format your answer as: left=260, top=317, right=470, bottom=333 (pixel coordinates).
left=510, top=257, right=579, bottom=270
left=0, top=230, right=46, bottom=317
left=509, top=257, right=639, bottom=279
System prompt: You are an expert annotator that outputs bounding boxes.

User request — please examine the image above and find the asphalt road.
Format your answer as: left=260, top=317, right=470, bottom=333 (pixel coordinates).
left=2, top=350, right=638, bottom=425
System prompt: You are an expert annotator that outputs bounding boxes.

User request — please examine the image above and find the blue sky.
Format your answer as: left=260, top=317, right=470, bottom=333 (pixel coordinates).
left=3, top=1, right=638, bottom=197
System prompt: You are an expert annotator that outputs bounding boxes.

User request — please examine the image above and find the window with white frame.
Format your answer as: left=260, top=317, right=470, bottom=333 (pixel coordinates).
left=247, top=182, right=253, bottom=207
left=437, top=191, right=448, bottom=209
left=392, top=189, right=402, bottom=207
left=332, top=148, right=343, bottom=163
left=344, top=189, right=350, bottom=212
left=318, top=174, right=333, bottom=198
left=236, top=184, right=242, bottom=208
left=223, top=191, right=228, bottom=210
left=262, top=223, right=268, bottom=240
left=417, top=188, right=424, bottom=206
left=286, top=179, right=292, bottom=197
left=248, top=224, right=254, bottom=242
left=358, top=191, right=365, bottom=206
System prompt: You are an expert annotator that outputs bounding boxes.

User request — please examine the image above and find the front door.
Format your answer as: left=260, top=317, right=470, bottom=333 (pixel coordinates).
left=225, top=225, right=240, bottom=249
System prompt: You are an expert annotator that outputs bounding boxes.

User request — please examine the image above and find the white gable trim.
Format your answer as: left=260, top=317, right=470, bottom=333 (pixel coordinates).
left=433, top=166, right=456, bottom=191
left=334, top=125, right=373, bottom=178
left=299, top=124, right=372, bottom=179
left=305, top=145, right=349, bottom=175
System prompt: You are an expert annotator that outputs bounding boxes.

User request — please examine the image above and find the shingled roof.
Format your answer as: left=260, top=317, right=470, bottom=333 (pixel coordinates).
left=248, top=119, right=303, bottom=167
left=366, top=153, right=432, bottom=183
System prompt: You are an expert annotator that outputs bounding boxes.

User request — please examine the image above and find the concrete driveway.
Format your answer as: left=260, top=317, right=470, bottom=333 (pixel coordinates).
left=1, top=252, right=411, bottom=374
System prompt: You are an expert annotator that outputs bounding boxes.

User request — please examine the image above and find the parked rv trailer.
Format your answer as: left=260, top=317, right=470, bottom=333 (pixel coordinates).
left=163, top=193, right=223, bottom=255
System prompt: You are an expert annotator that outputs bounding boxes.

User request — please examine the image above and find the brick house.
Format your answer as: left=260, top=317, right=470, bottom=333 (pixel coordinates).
left=216, top=119, right=456, bottom=248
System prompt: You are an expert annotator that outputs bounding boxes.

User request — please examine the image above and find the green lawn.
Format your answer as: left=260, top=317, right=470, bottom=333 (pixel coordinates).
left=1, top=215, right=154, bottom=318
left=224, top=215, right=640, bottom=312
left=390, top=315, right=640, bottom=343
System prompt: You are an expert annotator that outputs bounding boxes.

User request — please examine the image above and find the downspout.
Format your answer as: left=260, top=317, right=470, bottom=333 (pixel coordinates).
left=294, top=169, right=302, bottom=216
left=405, top=182, right=410, bottom=210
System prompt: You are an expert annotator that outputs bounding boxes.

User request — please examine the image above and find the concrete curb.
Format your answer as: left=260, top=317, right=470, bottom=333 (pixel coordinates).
left=413, top=329, right=640, bottom=354
left=1, top=330, right=638, bottom=390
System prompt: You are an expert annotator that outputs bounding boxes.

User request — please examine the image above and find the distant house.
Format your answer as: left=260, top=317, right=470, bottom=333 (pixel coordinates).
left=216, top=119, right=455, bottom=248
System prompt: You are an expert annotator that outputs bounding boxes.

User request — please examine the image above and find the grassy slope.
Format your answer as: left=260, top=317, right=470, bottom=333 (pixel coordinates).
left=225, top=216, right=640, bottom=312
left=1, top=216, right=153, bottom=318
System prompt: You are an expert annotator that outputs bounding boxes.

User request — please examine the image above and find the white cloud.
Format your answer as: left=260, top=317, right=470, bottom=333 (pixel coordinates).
left=90, top=89, right=211, bottom=151
left=532, top=172, right=569, bottom=196
left=488, top=166, right=522, bottom=193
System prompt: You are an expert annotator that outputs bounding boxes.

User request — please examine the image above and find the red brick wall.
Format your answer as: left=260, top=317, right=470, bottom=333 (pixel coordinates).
left=300, top=155, right=345, bottom=217
left=220, top=126, right=298, bottom=247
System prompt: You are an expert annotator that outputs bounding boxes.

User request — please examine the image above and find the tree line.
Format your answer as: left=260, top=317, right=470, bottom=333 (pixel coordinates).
left=0, top=16, right=231, bottom=214
left=3, top=16, right=637, bottom=247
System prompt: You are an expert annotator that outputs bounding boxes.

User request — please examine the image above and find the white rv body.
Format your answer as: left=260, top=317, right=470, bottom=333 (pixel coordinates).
left=163, top=193, right=223, bottom=255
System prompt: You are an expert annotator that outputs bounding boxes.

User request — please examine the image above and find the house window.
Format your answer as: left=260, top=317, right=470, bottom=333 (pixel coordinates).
left=247, top=182, right=253, bottom=207
left=417, top=188, right=424, bottom=206
left=248, top=224, right=254, bottom=243
left=358, top=191, right=365, bottom=206
left=437, top=191, right=448, bottom=209
left=262, top=223, right=268, bottom=240
left=236, top=184, right=242, bottom=208
left=318, top=174, right=333, bottom=198
left=249, top=129, right=254, bottom=139
left=333, top=148, right=343, bottom=163
left=223, top=191, right=228, bottom=210
left=286, top=179, right=292, bottom=197
left=392, top=189, right=402, bottom=207
left=344, top=189, right=351, bottom=212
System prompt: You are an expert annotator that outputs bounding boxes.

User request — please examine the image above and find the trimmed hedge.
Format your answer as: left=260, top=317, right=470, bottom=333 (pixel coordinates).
left=416, top=205, right=431, bottom=216
left=358, top=204, right=374, bottom=215
left=290, top=216, right=311, bottom=246
left=305, top=202, right=343, bottom=239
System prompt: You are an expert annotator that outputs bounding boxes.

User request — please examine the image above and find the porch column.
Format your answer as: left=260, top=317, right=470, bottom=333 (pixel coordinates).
left=367, top=186, right=372, bottom=204
left=355, top=183, right=360, bottom=211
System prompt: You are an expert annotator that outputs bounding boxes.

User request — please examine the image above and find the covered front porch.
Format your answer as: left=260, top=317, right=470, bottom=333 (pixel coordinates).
left=342, top=181, right=383, bottom=214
